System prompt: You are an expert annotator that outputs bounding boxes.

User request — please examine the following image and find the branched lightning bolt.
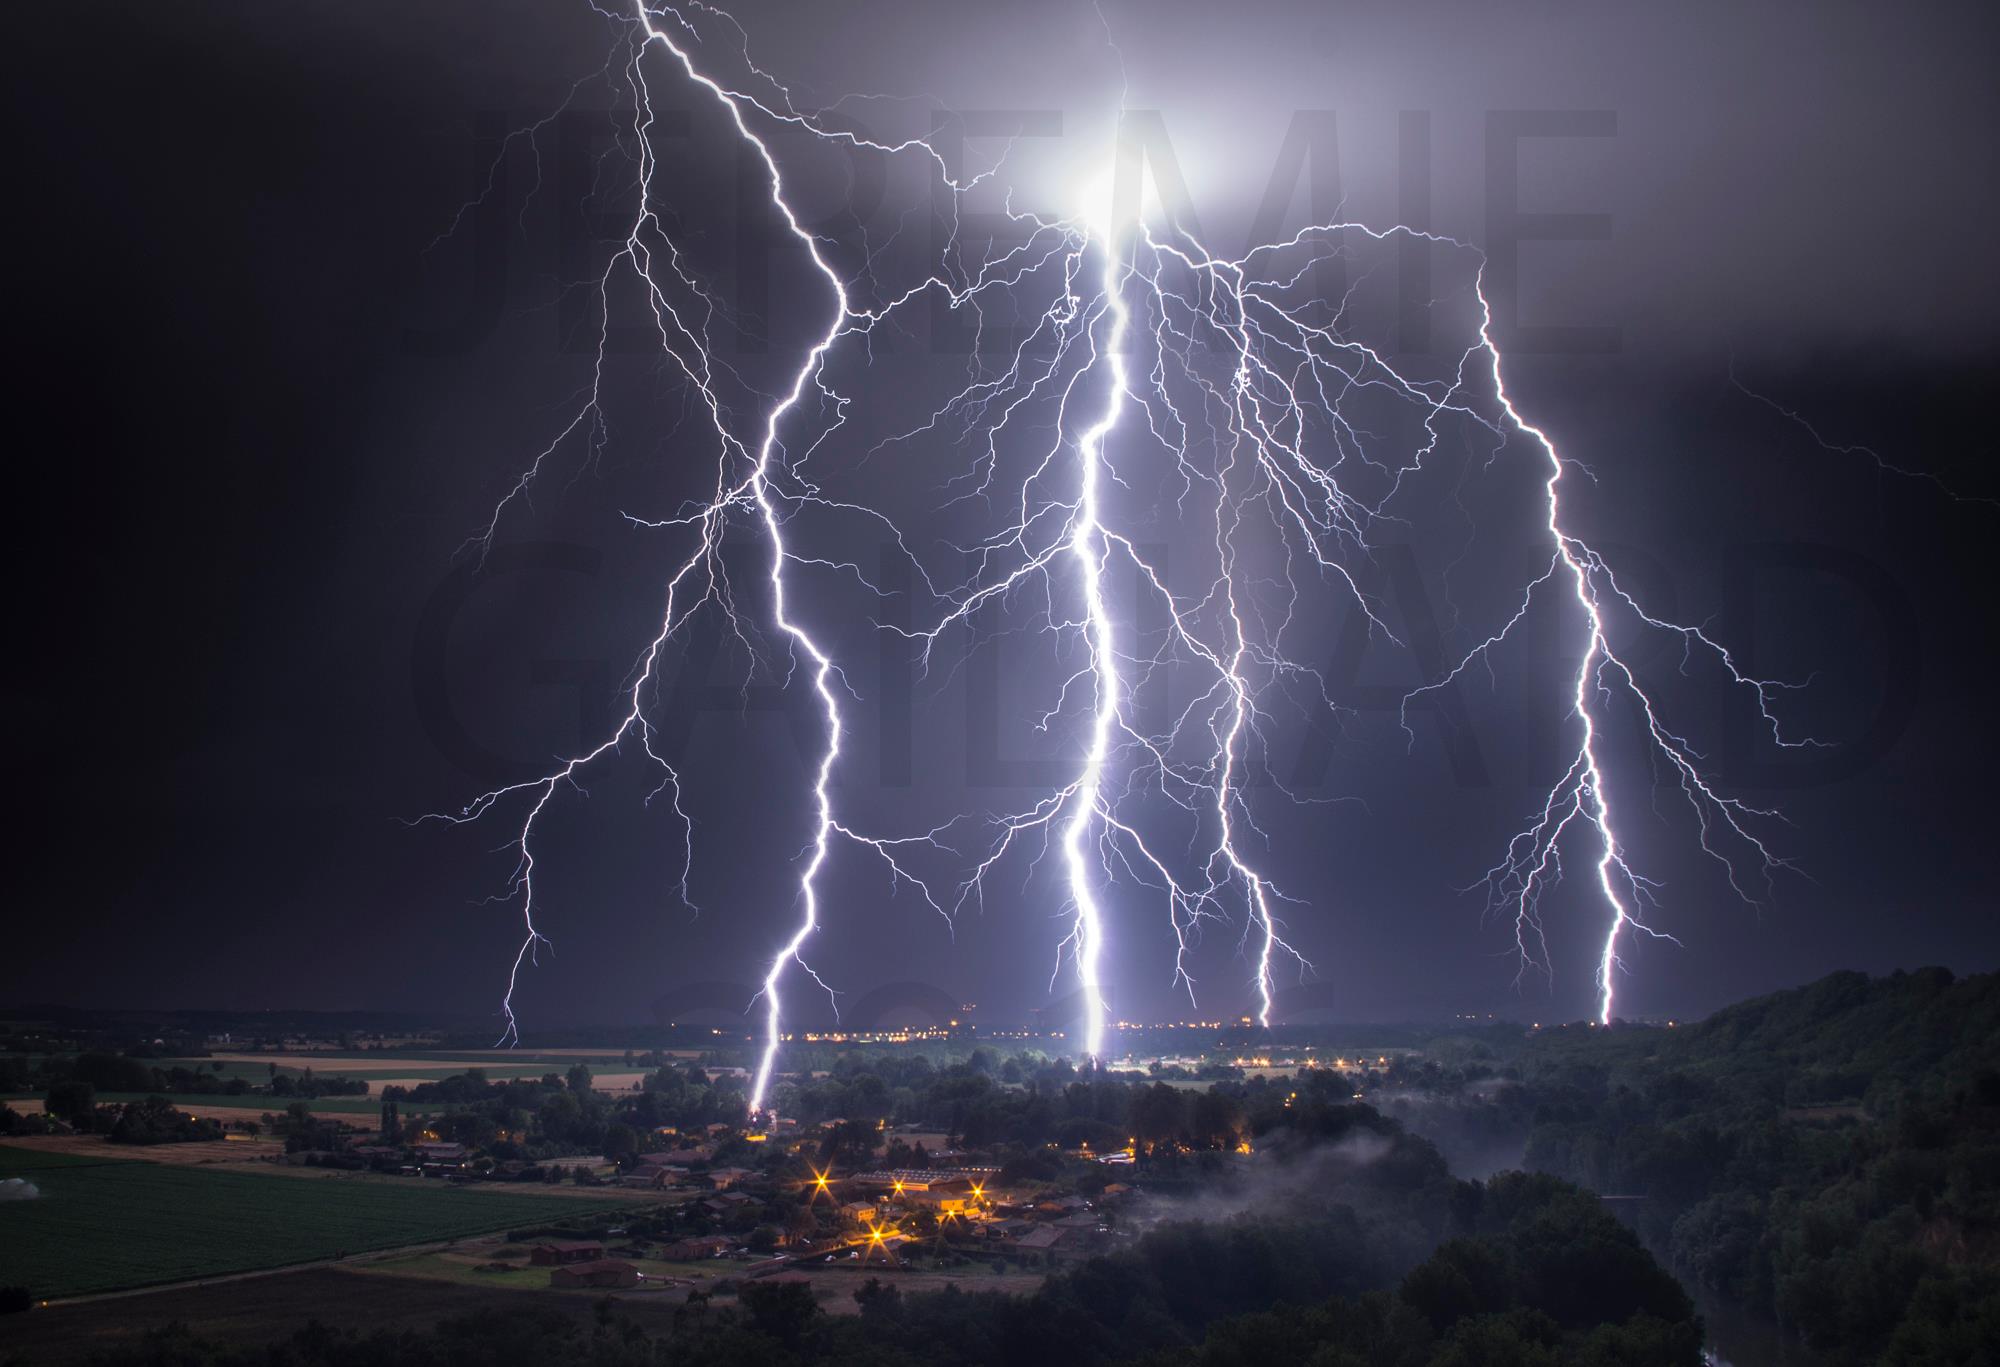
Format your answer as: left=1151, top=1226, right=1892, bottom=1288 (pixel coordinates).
left=429, top=0, right=1825, bottom=1100
left=1403, top=292, right=1819, bottom=1025
left=422, top=1, right=889, bottom=1108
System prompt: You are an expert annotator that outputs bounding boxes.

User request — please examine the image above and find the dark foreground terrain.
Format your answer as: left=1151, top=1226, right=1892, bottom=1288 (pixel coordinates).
left=1, top=1269, right=691, bottom=1364
left=4, top=1172, right=1702, bottom=1367
left=6, top=969, right=1998, bottom=1366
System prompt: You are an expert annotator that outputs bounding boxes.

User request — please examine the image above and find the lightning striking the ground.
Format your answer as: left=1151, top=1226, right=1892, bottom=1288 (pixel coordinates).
left=1419, top=317, right=1809, bottom=1024
left=430, top=0, right=1807, bottom=1109
left=1054, top=213, right=1130, bottom=1064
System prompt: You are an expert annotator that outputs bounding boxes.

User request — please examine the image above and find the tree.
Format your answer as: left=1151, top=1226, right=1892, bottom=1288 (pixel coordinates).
left=738, top=1280, right=817, bottom=1345
left=818, top=1119, right=879, bottom=1165
left=1055, top=1117, right=1124, bottom=1153
left=853, top=1276, right=901, bottom=1323
left=110, top=1096, right=223, bottom=1146
left=72, top=1053, right=154, bottom=1091
left=1401, top=1238, right=1513, bottom=1328
left=538, top=1090, right=581, bottom=1143
left=46, top=1079, right=95, bottom=1125
left=603, top=1122, right=639, bottom=1165
left=1191, top=1089, right=1244, bottom=1149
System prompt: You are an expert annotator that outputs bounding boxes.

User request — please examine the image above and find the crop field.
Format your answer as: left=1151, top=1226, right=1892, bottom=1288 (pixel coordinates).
left=0, top=1145, right=629, bottom=1300
left=155, top=1056, right=654, bottom=1090
left=175, top=1051, right=665, bottom=1075
left=3, top=1091, right=417, bottom=1116
left=164, top=1059, right=534, bottom=1081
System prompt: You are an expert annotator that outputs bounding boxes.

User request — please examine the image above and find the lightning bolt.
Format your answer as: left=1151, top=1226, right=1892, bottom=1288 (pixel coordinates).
left=428, top=0, right=1818, bottom=1104
left=1406, top=296, right=1817, bottom=1025
left=421, top=0, right=889, bottom=1107
left=1056, top=213, right=1128, bottom=1062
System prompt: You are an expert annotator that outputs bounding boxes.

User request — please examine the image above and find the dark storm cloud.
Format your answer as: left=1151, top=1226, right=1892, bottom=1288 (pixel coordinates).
left=7, top=1, right=1995, bottom=1031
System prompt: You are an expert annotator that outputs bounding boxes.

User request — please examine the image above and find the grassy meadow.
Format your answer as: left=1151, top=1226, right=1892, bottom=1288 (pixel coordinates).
left=0, top=1145, right=627, bottom=1300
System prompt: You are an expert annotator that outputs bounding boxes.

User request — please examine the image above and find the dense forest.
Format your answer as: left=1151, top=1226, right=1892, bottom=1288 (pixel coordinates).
left=1500, top=968, right=2000, bottom=1364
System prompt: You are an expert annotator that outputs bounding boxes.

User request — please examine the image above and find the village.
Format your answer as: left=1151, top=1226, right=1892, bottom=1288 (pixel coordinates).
left=2, top=1028, right=1424, bottom=1326
left=325, top=1114, right=1155, bottom=1302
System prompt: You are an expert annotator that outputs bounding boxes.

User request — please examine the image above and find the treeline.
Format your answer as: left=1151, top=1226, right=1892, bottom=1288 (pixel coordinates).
left=4, top=1052, right=245, bottom=1096
left=52, top=1171, right=1702, bottom=1367
left=2, top=1052, right=368, bottom=1100
left=1511, top=967, right=2000, bottom=1364
left=382, top=1062, right=748, bottom=1161
left=358, top=1048, right=1450, bottom=1197
left=1, top=1091, right=223, bottom=1146
left=379, top=1051, right=1283, bottom=1165
left=775, top=1049, right=1360, bottom=1157
left=2, top=1050, right=369, bottom=1147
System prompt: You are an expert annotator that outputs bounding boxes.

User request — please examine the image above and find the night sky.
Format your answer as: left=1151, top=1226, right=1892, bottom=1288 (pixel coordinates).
left=10, top=1, right=1997, bottom=1036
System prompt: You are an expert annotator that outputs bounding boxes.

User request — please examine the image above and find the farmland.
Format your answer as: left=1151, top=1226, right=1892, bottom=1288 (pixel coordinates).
left=150, top=1054, right=656, bottom=1092
left=357, top=1245, right=724, bottom=1292
left=0, top=1266, right=699, bottom=1364
left=1, top=1050, right=667, bottom=1119
left=3, top=1091, right=407, bottom=1116
left=0, top=1145, right=630, bottom=1300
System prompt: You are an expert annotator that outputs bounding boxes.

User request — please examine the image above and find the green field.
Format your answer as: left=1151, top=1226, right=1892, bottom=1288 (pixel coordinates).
left=0, top=1146, right=629, bottom=1300
left=0, top=1145, right=110, bottom=1172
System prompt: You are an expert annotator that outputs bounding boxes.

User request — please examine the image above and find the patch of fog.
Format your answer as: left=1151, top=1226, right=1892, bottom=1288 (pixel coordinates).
left=1316, top=1130, right=1394, bottom=1167
left=1692, top=1284, right=1826, bottom=1367
left=0, top=1177, right=40, bottom=1201
left=1372, top=1093, right=1530, bottom=1181
left=1123, top=1128, right=1404, bottom=1230
left=1433, top=1139, right=1530, bottom=1183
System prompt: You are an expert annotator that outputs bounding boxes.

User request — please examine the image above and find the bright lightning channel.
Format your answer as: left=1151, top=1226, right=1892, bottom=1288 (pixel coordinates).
left=430, top=0, right=1806, bottom=1109
left=1058, top=191, right=1131, bottom=1064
